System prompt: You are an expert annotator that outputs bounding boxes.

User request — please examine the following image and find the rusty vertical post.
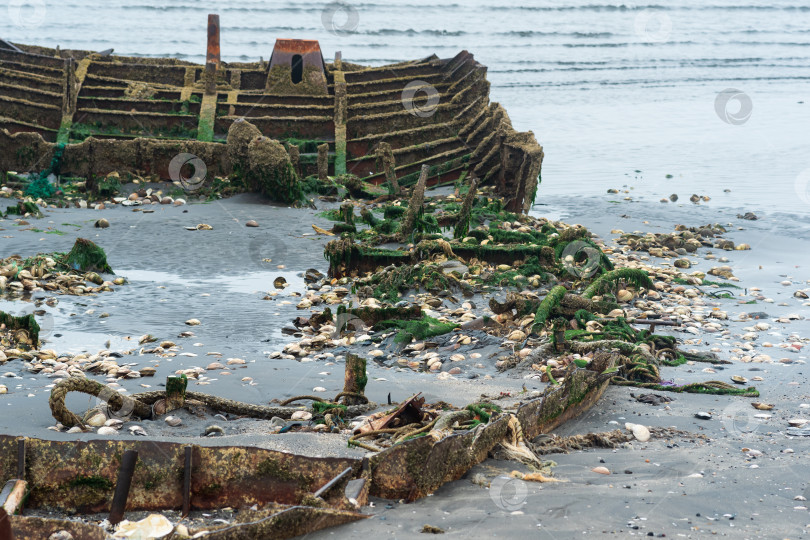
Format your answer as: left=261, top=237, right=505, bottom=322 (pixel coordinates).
left=108, top=450, right=138, bottom=525
left=15, top=440, right=24, bottom=480
left=182, top=446, right=193, bottom=516
left=204, top=14, right=220, bottom=95
left=207, top=14, right=220, bottom=68
left=317, top=143, right=329, bottom=180
left=342, top=353, right=367, bottom=406
left=166, top=374, right=187, bottom=412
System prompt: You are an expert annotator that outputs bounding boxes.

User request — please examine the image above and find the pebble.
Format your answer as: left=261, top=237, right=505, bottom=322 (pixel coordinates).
left=246, top=220, right=259, bottom=227
left=694, top=412, right=712, bottom=420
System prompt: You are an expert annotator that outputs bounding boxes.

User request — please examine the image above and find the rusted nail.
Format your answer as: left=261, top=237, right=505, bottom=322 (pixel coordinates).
left=108, top=450, right=138, bottom=525
left=182, top=446, right=192, bottom=516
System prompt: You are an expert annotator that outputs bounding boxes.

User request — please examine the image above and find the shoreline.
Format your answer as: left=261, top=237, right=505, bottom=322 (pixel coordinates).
left=1, top=187, right=809, bottom=537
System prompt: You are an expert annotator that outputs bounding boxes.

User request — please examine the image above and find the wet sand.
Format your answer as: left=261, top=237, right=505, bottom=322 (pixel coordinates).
left=1, top=189, right=809, bottom=537
left=307, top=194, right=810, bottom=538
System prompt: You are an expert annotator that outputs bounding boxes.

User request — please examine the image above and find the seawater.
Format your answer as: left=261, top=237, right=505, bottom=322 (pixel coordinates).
left=2, top=0, right=809, bottom=212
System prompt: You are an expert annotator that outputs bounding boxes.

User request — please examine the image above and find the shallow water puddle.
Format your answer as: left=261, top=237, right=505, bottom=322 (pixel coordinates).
left=118, top=269, right=306, bottom=294
left=0, top=298, right=130, bottom=354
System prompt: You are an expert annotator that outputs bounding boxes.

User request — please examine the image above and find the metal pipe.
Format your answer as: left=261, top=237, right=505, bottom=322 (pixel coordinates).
left=313, top=467, right=353, bottom=499
left=182, top=446, right=192, bottom=516
left=108, top=450, right=138, bottom=525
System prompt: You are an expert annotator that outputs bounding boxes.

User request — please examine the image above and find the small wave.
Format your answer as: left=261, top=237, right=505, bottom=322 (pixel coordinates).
left=496, top=30, right=615, bottom=38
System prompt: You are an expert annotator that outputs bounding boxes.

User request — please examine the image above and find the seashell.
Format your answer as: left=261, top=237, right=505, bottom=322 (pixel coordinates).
left=245, top=220, right=259, bottom=227
left=312, top=386, right=326, bottom=392
left=788, top=418, right=808, bottom=427
left=507, top=330, right=526, bottom=342
left=97, top=426, right=117, bottom=436
left=185, top=319, right=201, bottom=326
left=86, top=412, right=107, bottom=427
left=591, top=466, right=610, bottom=475
left=625, top=423, right=650, bottom=442
left=291, top=411, right=312, bottom=421
left=165, top=416, right=182, bottom=427
left=104, top=418, right=124, bottom=429
left=196, top=223, right=213, bottom=230
left=730, top=375, right=748, bottom=384
left=751, top=402, right=774, bottom=410
left=204, top=425, right=224, bottom=436
left=617, top=290, right=633, bottom=302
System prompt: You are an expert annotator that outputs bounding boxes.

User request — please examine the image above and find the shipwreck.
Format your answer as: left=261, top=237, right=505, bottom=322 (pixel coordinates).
left=0, top=15, right=738, bottom=540
left=0, top=14, right=543, bottom=213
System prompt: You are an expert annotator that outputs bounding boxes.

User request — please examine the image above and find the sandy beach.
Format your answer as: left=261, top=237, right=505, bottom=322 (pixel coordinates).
left=1, top=186, right=808, bottom=538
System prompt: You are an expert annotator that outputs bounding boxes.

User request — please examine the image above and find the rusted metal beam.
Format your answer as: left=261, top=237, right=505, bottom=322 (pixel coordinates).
left=182, top=445, right=192, bottom=516
left=15, top=440, right=24, bottom=480
left=207, top=14, right=220, bottom=68
left=108, top=450, right=138, bottom=525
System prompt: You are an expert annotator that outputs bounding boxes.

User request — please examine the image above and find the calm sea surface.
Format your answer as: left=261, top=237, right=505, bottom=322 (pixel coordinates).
left=3, top=0, right=809, bottom=213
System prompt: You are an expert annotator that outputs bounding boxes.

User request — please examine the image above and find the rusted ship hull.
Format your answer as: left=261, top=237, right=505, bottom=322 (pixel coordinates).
left=0, top=363, right=612, bottom=537
left=0, top=24, right=543, bottom=212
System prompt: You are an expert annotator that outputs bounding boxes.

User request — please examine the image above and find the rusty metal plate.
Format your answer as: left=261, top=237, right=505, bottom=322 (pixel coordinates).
left=191, top=505, right=366, bottom=539
left=10, top=515, right=107, bottom=540
left=0, top=436, right=361, bottom=514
